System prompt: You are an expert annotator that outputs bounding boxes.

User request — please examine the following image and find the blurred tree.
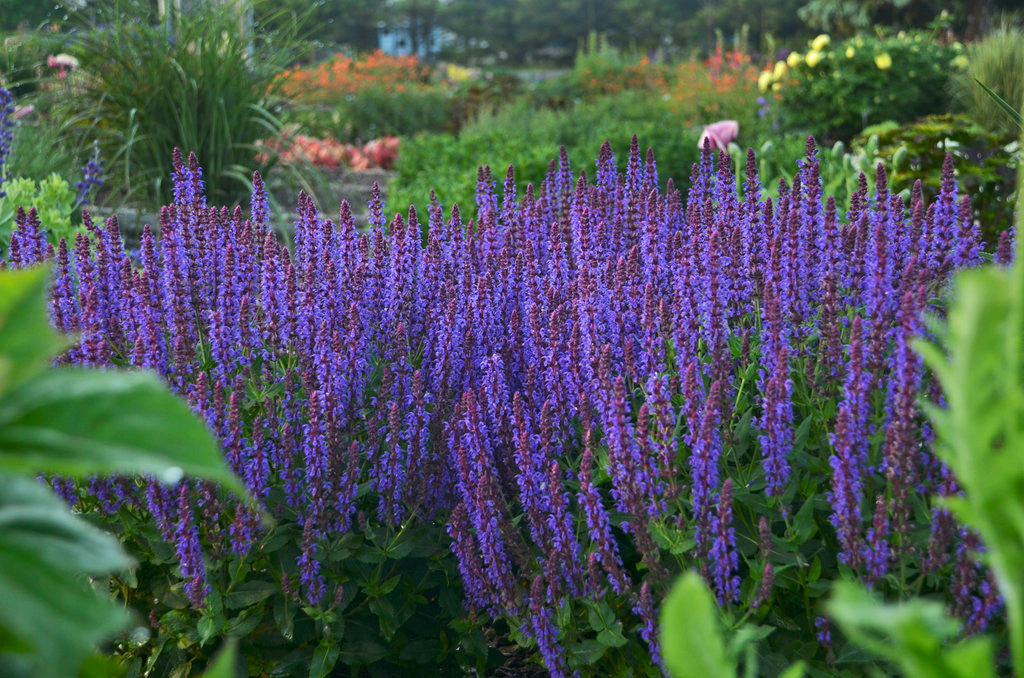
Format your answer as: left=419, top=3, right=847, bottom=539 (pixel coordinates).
left=387, top=0, right=442, bottom=57
left=253, top=0, right=380, bottom=50
left=798, top=0, right=1020, bottom=39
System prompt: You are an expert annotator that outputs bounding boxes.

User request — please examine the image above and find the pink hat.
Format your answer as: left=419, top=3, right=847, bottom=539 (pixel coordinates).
left=698, top=120, right=739, bottom=151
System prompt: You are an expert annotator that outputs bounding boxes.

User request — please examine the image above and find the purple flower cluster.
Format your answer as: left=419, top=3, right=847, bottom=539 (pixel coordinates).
left=74, top=144, right=105, bottom=208
left=17, top=137, right=1005, bottom=673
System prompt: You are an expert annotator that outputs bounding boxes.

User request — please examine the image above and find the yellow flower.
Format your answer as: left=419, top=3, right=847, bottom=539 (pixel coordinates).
left=773, top=61, right=788, bottom=80
left=952, top=54, right=968, bottom=68
left=758, top=71, right=772, bottom=92
left=445, top=63, right=473, bottom=82
left=874, top=52, right=892, bottom=70
left=787, top=51, right=803, bottom=68
left=812, top=34, right=831, bottom=51
left=806, top=50, right=823, bottom=67
left=845, top=46, right=855, bottom=58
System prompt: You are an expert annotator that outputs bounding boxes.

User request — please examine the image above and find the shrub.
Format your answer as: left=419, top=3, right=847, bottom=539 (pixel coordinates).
left=60, top=0, right=307, bottom=205
left=0, top=174, right=77, bottom=247
left=390, top=92, right=701, bottom=220
left=279, top=51, right=454, bottom=144
left=953, top=26, right=1024, bottom=136
left=568, top=34, right=671, bottom=99
left=10, top=135, right=1010, bottom=675
left=766, top=31, right=965, bottom=142
left=855, top=114, right=1019, bottom=245
left=668, top=48, right=767, bottom=140
left=294, top=87, right=453, bottom=143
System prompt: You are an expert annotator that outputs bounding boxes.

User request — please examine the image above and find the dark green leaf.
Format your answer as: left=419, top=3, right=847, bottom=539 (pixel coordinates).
left=567, top=639, right=607, bottom=668
left=224, top=581, right=277, bottom=609
left=273, top=596, right=295, bottom=641
left=310, top=640, right=339, bottom=678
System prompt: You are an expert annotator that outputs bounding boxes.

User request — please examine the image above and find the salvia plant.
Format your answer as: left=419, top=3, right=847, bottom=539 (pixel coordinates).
left=4, top=135, right=1011, bottom=675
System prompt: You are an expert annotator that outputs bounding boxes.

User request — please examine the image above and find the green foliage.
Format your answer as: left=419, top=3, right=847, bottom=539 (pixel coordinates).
left=772, top=31, right=963, bottom=142
left=855, top=114, right=1019, bottom=244
left=390, top=93, right=700, bottom=220
left=0, top=173, right=77, bottom=248
left=827, top=582, right=996, bottom=678
left=108, top=504, right=499, bottom=676
left=916, top=253, right=1024, bottom=674
left=0, top=266, right=238, bottom=677
left=4, top=118, right=84, bottom=187
left=734, top=130, right=913, bottom=212
left=659, top=572, right=733, bottom=678
left=289, top=87, right=454, bottom=144
left=60, top=0, right=309, bottom=205
left=953, top=26, right=1024, bottom=136
left=0, top=28, right=68, bottom=97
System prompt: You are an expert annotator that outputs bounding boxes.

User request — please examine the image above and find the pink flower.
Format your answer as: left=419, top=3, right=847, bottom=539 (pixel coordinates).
left=698, top=120, right=739, bottom=151
left=47, top=53, right=78, bottom=79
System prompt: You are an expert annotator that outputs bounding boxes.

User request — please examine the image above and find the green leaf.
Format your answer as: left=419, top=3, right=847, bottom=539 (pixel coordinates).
left=224, top=581, right=277, bottom=609
left=0, top=476, right=131, bottom=677
left=659, top=572, right=734, bottom=678
left=567, top=639, right=607, bottom=668
left=974, top=79, right=1024, bottom=131
left=778, top=661, right=807, bottom=678
left=0, top=266, right=66, bottom=395
left=585, top=599, right=627, bottom=648
left=78, top=653, right=129, bottom=678
left=273, top=596, right=296, bottom=641
left=310, top=641, right=339, bottom=678
left=0, top=369, right=244, bottom=494
left=198, top=640, right=238, bottom=678
left=791, top=496, right=818, bottom=544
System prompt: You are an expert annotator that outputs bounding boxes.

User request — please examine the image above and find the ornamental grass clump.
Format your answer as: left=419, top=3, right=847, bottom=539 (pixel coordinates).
left=7, top=137, right=1009, bottom=674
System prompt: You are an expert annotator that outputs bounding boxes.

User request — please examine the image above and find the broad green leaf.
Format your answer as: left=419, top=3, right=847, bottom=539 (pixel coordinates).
left=660, top=572, right=734, bottom=678
left=0, top=266, right=66, bottom=395
left=0, top=369, right=244, bottom=494
left=778, top=661, right=806, bottom=678
left=310, top=640, right=340, bottom=678
left=78, top=653, right=129, bottom=678
left=0, top=476, right=131, bottom=677
left=224, top=580, right=277, bottom=609
left=198, top=640, right=238, bottom=678
left=0, top=475, right=133, bottom=574
left=567, top=639, right=607, bottom=668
